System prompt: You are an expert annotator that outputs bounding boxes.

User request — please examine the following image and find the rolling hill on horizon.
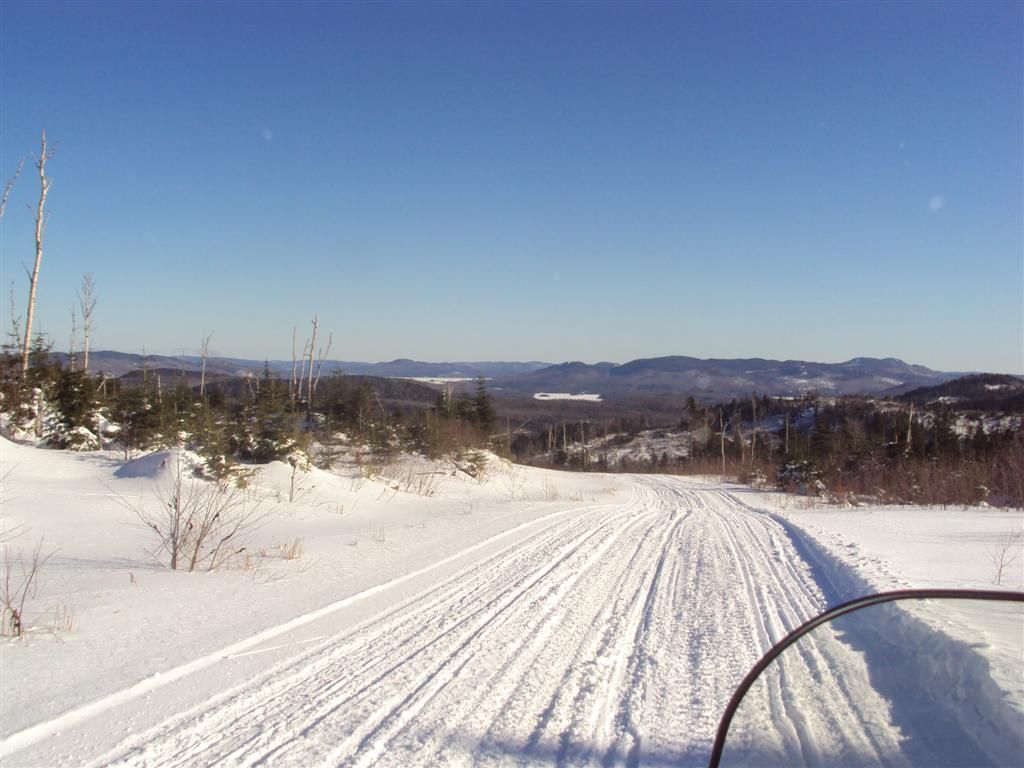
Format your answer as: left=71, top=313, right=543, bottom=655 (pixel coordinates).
left=62, top=351, right=970, bottom=401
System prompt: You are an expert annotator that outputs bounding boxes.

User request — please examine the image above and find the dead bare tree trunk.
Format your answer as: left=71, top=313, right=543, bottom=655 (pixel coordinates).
left=7, top=283, right=22, bottom=352
left=905, top=403, right=914, bottom=455
left=290, top=326, right=298, bottom=404
left=68, top=306, right=78, bottom=372
left=199, top=332, right=213, bottom=399
left=312, top=331, right=332, bottom=398
left=720, top=409, right=726, bottom=475
left=21, top=130, right=54, bottom=377
left=78, top=273, right=96, bottom=373
left=306, top=314, right=318, bottom=409
left=750, top=394, right=757, bottom=467
left=297, top=339, right=310, bottom=401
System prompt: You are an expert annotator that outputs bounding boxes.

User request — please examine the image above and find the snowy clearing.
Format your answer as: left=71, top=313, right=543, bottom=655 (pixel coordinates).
left=0, top=438, right=1021, bottom=767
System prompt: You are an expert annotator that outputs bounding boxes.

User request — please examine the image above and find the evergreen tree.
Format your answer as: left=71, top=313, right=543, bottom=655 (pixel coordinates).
left=472, top=377, right=497, bottom=435
left=110, top=382, right=161, bottom=458
left=51, top=367, right=99, bottom=447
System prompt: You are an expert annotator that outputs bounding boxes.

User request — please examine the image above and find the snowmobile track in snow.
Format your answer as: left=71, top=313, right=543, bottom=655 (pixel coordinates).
left=7, top=477, right=926, bottom=767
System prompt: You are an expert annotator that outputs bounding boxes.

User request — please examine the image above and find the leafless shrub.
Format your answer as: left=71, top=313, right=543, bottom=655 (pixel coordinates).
left=501, top=471, right=525, bottom=502
left=240, top=537, right=305, bottom=582
left=388, top=465, right=442, bottom=497
left=130, top=456, right=267, bottom=572
left=52, top=602, right=73, bottom=633
left=276, top=536, right=304, bottom=561
left=459, top=489, right=478, bottom=516
left=2, top=537, right=54, bottom=638
left=0, top=521, right=27, bottom=546
left=989, top=526, right=1023, bottom=586
left=541, top=480, right=560, bottom=502
left=321, top=498, right=352, bottom=516
left=242, top=550, right=271, bottom=583
left=348, top=472, right=367, bottom=493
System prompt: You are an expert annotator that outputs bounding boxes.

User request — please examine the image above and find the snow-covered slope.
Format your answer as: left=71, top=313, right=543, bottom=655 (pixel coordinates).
left=0, top=440, right=1020, bottom=767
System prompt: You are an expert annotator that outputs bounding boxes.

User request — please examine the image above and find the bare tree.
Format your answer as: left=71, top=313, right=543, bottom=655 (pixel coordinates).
left=1, top=537, right=53, bottom=638
left=290, top=325, right=299, bottom=404
left=720, top=409, right=726, bottom=475
left=312, top=331, right=332, bottom=398
left=199, top=331, right=213, bottom=398
left=989, top=527, right=1023, bottom=586
left=0, top=159, right=24, bottom=220
left=750, top=393, right=758, bottom=466
left=290, top=314, right=330, bottom=405
left=306, top=313, right=318, bottom=406
left=77, top=273, right=96, bottom=373
left=68, top=306, right=78, bottom=372
left=297, top=338, right=310, bottom=401
left=905, top=403, right=914, bottom=456
left=734, top=415, right=745, bottom=466
left=7, top=283, right=22, bottom=352
left=21, top=130, right=55, bottom=377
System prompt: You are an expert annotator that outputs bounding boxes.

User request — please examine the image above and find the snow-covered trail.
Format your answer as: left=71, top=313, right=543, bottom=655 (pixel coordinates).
left=56, top=476, right=873, bottom=768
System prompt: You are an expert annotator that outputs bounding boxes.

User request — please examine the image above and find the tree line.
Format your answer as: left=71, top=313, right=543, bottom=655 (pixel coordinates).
left=0, top=344, right=500, bottom=478
left=510, top=392, right=1023, bottom=508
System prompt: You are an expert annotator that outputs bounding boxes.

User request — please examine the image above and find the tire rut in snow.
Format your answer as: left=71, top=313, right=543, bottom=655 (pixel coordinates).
left=95, top=477, right=909, bottom=768
left=100, top=495, right=654, bottom=767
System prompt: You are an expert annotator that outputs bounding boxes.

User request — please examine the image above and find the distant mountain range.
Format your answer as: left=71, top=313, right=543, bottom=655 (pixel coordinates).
left=63, top=352, right=550, bottom=381
left=70, top=351, right=969, bottom=400
left=493, top=356, right=965, bottom=399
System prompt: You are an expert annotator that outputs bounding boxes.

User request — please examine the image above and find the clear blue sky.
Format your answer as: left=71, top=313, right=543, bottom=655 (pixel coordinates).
left=1, top=0, right=1021, bottom=372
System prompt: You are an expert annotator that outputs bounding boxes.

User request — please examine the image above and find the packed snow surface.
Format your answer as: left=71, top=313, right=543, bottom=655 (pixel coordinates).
left=0, top=438, right=1021, bottom=767
left=533, top=393, right=603, bottom=402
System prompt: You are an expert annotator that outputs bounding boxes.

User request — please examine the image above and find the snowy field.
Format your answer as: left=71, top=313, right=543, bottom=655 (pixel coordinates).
left=0, top=437, right=1021, bottom=767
